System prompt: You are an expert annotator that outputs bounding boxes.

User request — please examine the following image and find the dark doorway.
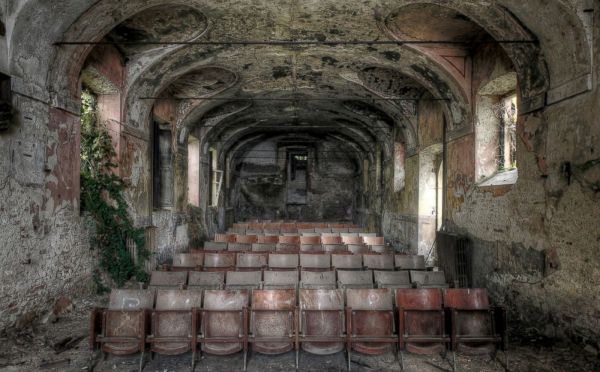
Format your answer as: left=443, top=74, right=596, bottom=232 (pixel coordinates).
left=286, top=150, right=308, bottom=205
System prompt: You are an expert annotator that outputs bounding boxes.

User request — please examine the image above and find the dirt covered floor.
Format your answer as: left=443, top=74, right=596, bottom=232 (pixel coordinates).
left=0, top=294, right=598, bottom=372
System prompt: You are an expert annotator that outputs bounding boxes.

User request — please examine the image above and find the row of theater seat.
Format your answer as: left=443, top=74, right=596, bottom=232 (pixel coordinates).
left=213, top=233, right=384, bottom=245
left=149, top=269, right=448, bottom=291
left=90, top=287, right=506, bottom=371
left=232, top=221, right=359, bottom=229
left=199, top=242, right=389, bottom=254
left=227, top=228, right=370, bottom=235
left=168, top=252, right=427, bottom=271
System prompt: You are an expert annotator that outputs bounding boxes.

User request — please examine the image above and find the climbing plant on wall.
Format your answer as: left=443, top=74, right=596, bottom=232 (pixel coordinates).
left=80, top=89, right=149, bottom=290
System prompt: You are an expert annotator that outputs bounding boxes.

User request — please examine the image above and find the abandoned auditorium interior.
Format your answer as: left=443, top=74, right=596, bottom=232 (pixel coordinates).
left=0, top=0, right=599, bottom=371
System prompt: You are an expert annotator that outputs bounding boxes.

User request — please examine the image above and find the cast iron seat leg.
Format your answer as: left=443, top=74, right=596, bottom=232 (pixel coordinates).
left=191, top=349, right=196, bottom=371
left=347, top=348, right=351, bottom=372
left=399, top=349, right=404, bottom=371
left=138, top=349, right=145, bottom=372
left=452, top=350, right=457, bottom=372
left=88, top=349, right=101, bottom=372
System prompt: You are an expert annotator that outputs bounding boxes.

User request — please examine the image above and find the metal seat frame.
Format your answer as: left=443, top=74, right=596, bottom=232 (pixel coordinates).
left=90, top=289, right=154, bottom=372
left=187, top=271, right=225, bottom=291
left=443, top=289, right=507, bottom=371
left=147, top=290, right=202, bottom=369
left=197, top=290, right=250, bottom=371
left=345, top=288, right=398, bottom=371
left=396, top=288, right=451, bottom=370
left=363, top=254, right=394, bottom=271
left=170, top=253, right=203, bottom=271
left=248, top=289, right=299, bottom=370
left=297, top=289, right=346, bottom=367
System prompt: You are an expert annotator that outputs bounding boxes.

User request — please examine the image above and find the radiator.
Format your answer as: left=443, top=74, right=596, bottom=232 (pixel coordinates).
left=436, top=231, right=472, bottom=288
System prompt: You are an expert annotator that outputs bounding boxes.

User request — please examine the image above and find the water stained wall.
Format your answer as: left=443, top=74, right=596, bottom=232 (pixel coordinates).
left=228, top=135, right=361, bottom=222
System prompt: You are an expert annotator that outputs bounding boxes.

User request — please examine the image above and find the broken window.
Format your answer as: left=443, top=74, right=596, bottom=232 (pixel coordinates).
left=393, top=142, right=405, bottom=192
left=80, top=89, right=114, bottom=175
left=187, top=135, right=200, bottom=207
left=209, top=148, right=222, bottom=207
left=436, top=160, right=443, bottom=230
left=475, top=70, right=519, bottom=186
left=493, top=94, right=517, bottom=171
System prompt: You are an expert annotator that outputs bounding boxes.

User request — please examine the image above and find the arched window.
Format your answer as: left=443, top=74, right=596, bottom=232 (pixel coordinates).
left=187, top=135, right=200, bottom=207
left=393, top=141, right=406, bottom=192
left=476, top=72, right=519, bottom=186
left=209, top=147, right=222, bottom=207
left=493, top=94, right=517, bottom=171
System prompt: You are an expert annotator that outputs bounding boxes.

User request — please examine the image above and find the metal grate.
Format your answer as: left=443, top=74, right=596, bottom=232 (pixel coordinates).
left=436, top=231, right=472, bottom=288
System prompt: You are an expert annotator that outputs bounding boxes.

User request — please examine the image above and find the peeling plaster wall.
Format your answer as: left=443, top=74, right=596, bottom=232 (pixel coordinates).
left=382, top=153, right=418, bottom=252
left=417, top=96, right=444, bottom=148
left=445, top=21, right=600, bottom=343
left=382, top=99, right=444, bottom=254
left=416, top=98, right=444, bottom=257
left=472, top=43, right=516, bottom=182
left=151, top=211, right=189, bottom=264
left=0, top=96, right=94, bottom=331
left=0, top=21, right=151, bottom=331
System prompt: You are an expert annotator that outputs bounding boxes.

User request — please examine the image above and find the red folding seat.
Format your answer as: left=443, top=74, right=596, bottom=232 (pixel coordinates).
left=148, top=290, right=202, bottom=369
left=199, top=290, right=250, bottom=369
left=236, top=235, right=258, bottom=244
left=170, top=253, right=203, bottom=271
left=214, top=233, right=236, bottom=243
left=90, top=289, right=154, bottom=370
left=298, top=289, right=345, bottom=359
left=443, top=288, right=506, bottom=361
left=249, top=289, right=298, bottom=368
left=396, top=288, right=449, bottom=368
left=345, top=289, right=398, bottom=369
left=203, top=252, right=236, bottom=272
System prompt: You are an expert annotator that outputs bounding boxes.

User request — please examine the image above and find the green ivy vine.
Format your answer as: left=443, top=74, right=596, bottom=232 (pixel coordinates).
left=80, top=89, right=149, bottom=290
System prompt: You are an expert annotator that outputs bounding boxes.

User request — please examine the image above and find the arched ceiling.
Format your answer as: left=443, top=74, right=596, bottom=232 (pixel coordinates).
left=104, top=5, right=209, bottom=58
left=123, top=42, right=463, bottom=156
left=9, top=0, right=590, bottom=157
left=384, top=4, right=492, bottom=45
left=9, top=0, right=589, bottom=122
left=162, top=67, right=238, bottom=99
left=49, top=0, right=486, bottom=150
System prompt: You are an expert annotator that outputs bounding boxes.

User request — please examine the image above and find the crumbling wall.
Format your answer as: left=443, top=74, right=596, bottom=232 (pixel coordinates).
left=382, top=154, right=419, bottom=252
left=446, top=37, right=600, bottom=344
left=382, top=98, right=444, bottom=253
left=229, top=137, right=359, bottom=222
left=0, top=96, right=94, bottom=331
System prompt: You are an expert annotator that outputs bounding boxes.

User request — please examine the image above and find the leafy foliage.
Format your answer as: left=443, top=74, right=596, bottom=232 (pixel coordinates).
left=80, top=90, right=149, bottom=289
